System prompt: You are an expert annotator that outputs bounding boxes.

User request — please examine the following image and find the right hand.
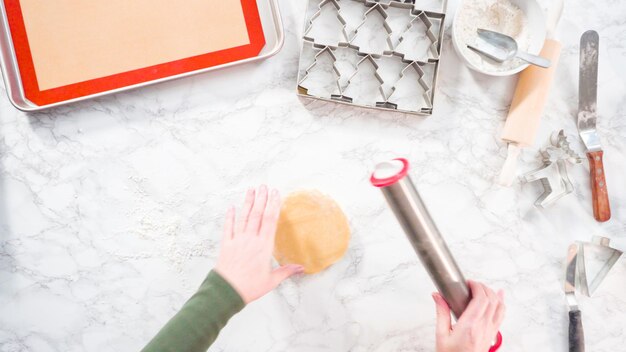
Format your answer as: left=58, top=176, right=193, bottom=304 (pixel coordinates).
left=433, top=280, right=505, bottom=352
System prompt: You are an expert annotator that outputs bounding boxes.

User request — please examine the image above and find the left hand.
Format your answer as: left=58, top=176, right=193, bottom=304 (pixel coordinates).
left=215, top=186, right=304, bottom=304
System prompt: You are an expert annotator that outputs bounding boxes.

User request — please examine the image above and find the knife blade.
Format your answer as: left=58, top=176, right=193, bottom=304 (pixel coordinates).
left=578, top=30, right=610, bottom=222
left=565, top=243, right=585, bottom=352
left=564, top=244, right=579, bottom=309
left=578, top=30, right=600, bottom=152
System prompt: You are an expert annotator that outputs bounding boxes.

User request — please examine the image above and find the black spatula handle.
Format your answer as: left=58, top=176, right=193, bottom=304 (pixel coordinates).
left=569, top=310, right=585, bottom=352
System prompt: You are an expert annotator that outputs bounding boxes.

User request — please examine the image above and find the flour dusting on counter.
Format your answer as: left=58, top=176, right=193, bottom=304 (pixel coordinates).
left=455, top=0, right=530, bottom=72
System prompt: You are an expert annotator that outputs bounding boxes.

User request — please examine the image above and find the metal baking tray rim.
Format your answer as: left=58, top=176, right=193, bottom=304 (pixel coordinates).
left=297, top=90, right=433, bottom=116
left=0, top=0, right=284, bottom=112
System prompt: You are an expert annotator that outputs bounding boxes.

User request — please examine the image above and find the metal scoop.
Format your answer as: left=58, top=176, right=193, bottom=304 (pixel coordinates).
left=468, top=29, right=551, bottom=68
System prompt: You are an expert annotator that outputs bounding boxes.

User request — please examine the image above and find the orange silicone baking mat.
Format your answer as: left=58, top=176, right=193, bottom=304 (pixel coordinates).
left=4, top=0, right=265, bottom=105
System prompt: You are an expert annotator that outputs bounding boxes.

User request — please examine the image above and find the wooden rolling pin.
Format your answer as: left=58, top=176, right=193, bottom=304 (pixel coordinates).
left=498, top=41, right=562, bottom=186
left=498, top=0, right=564, bottom=186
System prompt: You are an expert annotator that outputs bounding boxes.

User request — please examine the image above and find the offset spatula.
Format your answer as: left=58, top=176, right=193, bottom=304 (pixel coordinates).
left=578, top=30, right=611, bottom=222
left=565, top=244, right=585, bottom=352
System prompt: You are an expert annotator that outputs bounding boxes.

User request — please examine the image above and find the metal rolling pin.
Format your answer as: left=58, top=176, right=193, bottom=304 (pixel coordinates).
left=370, top=158, right=502, bottom=352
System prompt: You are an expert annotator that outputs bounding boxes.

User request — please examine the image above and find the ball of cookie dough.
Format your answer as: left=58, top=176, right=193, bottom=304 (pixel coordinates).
left=274, top=190, right=350, bottom=274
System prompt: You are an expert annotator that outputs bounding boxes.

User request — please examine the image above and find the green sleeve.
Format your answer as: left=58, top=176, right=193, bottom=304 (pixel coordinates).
left=142, top=270, right=245, bottom=352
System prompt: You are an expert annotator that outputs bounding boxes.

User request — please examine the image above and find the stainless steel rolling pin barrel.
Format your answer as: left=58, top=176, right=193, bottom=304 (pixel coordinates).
left=370, top=158, right=502, bottom=351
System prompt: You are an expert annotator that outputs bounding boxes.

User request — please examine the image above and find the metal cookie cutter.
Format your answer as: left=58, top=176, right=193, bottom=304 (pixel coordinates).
left=297, top=0, right=448, bottom=115
left=341, top=54, right=387, bottom=104
left=352, top=0, right=442, bottom=61
left=303, top=0, right=350, bottom=48
left=393, top=10, right=441, bottom=62
left=564, top=236, right=622, bottom=351
left=297, top=46, right=344, bottom=99
left=349, top=3, right=395, bottom=57
left=382, top=61, right=433, bottom=113
left=574, top=236, right=623, bottom=297
left=521, top=130, right=583, bottom=208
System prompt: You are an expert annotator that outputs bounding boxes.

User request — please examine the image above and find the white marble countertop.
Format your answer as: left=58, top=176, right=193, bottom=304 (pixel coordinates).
left=1, top=0, right=625, bottom=351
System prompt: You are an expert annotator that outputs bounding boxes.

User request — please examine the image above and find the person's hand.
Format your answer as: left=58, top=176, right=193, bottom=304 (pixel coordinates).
left=215, top=186, right=304, bottom=304
left=433, top=280, right=505, bottom=352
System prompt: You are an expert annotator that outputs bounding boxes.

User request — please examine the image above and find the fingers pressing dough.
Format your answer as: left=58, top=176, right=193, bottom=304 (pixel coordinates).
left=273, top=190, right=350, bottom=274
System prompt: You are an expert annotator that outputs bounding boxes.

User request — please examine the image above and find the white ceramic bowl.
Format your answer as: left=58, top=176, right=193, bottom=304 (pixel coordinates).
left=451, top=0, right=546, bottom=76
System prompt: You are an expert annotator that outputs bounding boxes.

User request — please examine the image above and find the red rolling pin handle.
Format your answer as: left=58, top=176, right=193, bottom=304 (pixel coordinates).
left=490, top=332, right=503, bottom=352
left=369, top=157, right=410, bottom=187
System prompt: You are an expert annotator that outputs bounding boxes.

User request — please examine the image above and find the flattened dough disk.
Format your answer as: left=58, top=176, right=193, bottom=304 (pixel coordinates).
left=274, top=191, right=350, bottom=274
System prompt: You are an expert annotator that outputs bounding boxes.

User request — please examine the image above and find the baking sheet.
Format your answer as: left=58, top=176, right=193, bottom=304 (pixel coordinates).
left=0, top=0, right=282, bottom=110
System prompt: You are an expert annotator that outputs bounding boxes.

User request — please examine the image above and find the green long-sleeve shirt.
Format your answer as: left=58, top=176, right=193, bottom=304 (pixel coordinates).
left=142, top=270, right=245, bottom=352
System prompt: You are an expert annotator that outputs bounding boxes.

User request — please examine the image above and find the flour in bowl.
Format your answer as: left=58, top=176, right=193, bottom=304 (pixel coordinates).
left=455, top=0, right=530, bottom=72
